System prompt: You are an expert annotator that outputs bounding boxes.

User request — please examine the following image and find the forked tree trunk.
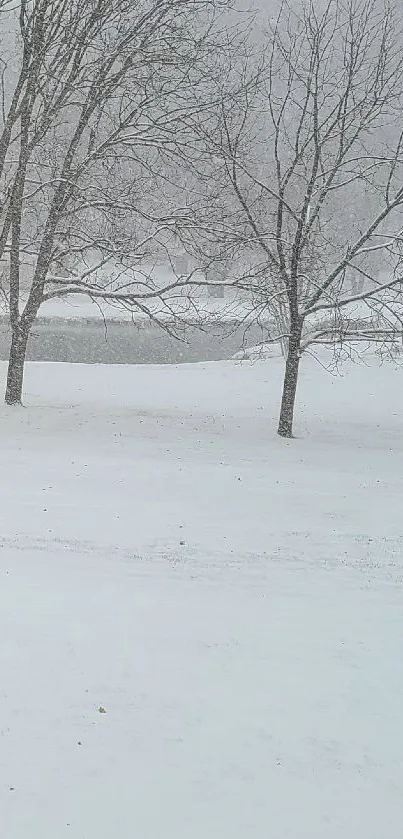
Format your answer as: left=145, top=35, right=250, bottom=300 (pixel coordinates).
left=5, top=322, right=30, bottom=405
left=277, top=324, right=303, bottom=438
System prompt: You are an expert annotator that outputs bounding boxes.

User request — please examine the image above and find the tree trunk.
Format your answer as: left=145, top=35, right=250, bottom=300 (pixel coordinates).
left=277, top=325, right=302, bottom=438
left=5, top=322, right=30, bottom=405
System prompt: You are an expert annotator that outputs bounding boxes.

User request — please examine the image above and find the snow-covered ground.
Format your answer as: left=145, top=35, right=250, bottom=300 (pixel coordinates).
left=38, top=290, right=255, bottom=322
left=1, top=353, right=403, bottom=838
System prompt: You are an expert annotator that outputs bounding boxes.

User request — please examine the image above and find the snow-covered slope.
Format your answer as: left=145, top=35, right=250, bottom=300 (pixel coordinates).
left=1, top=354, right=402, bottom=838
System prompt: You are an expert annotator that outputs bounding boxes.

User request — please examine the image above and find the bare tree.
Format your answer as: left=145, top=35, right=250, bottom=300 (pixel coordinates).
left=195, top=0, right=403, bottom=436
left=0, top=0, right=236, bottom=404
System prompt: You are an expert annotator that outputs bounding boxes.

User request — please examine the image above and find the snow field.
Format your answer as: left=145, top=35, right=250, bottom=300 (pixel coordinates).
left=1, top=354, right=402, bottom=838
